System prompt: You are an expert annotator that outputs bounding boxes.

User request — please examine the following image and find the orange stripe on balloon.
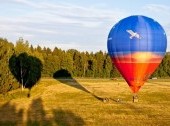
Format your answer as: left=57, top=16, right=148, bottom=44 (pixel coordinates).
left=113, top=52, right=163, bottom=63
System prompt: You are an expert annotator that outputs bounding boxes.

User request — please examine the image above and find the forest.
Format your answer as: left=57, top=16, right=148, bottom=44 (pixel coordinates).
left=0, top=37, right=170, bottom=94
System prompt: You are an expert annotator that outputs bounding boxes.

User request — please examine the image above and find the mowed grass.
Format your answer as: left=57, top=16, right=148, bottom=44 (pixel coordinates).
left=0, top=78, right=169, bottom=126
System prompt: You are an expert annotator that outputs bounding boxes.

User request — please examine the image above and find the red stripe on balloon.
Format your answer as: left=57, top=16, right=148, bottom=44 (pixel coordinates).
left=111, top=52, right=163, bottom=93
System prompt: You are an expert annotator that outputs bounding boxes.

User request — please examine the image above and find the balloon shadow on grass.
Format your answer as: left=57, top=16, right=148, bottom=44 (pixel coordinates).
left=53, top=69, right=106, bottom=102
left=53, top=69, right=90, bottom=93
left=9, top=52, right=43, bottom=97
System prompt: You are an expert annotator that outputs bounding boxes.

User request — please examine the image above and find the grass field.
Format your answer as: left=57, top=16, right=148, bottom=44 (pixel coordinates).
left=0, top=78, right=169, bottom=126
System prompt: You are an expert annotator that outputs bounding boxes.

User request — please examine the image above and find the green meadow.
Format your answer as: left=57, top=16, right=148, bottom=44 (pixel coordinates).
left=0, top=78, right=169, bottom=126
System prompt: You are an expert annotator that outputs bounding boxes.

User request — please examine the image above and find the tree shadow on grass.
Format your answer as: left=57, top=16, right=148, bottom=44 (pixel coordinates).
left=0, top=102, right=23, bottom=125
left=0, top=97, right=85, bottom=126
left=53, top=69, right=107, bottom=102
left=53, top=109, right=85, bottom=126
left=27, top=97, right=85, bottom=126
left=27, top=98, right=51, bottom=126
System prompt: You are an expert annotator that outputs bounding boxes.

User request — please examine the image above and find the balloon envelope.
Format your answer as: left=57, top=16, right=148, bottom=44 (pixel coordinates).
left=107, top=15, right=167, bottom=93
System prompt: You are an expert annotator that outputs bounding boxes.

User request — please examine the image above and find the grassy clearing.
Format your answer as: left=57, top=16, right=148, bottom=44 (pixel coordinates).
left=0, top=78, right=169, bottom=126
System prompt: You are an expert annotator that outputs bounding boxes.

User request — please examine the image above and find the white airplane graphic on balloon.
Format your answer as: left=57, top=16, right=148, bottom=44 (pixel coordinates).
left=126, top=30, right=142, bottom=39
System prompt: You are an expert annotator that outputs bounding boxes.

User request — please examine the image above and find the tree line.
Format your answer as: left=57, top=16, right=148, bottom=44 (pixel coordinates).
left=0, top=38, right=170, bottom=94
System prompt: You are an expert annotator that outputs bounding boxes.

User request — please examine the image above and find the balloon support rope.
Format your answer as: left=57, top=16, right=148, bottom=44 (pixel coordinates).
left=133, top=93, right=138, bottom=103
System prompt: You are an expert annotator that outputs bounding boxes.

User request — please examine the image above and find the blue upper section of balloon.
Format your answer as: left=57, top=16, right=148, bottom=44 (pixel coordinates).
left=107, top=15, right=167, bottom=56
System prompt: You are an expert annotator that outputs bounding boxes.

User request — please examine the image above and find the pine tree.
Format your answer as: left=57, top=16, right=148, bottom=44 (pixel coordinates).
left=0, top=38, right=19, bottom=94
left=15, top=37, right=31, bottom=55
left=95, top=51, right=104, bottom=77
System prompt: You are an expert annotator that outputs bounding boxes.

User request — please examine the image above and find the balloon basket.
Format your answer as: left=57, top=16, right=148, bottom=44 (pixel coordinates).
left=133, top=94, right=138, bottom=103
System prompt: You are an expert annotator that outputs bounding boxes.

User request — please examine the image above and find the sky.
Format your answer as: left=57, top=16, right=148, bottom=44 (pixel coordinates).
left=0, top=0, right=170, bottom=52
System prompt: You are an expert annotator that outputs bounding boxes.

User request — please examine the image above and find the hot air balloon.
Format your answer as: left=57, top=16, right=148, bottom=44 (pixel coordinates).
left=107, top=15, right=167, bottom=102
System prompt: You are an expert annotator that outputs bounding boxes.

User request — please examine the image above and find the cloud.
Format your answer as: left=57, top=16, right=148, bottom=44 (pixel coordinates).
left=143, top=4, right=170, bottom=14
left=10, top=0, right=41, bottom=8
left=142, top=4, right=170, bottom=51
left=164, top=24, right=170, bottom=51
left=143, top=4, right=170, bottom=22
left=35, top=41, right=106, bottom=53
left=0, top=1, right=128, bottom=52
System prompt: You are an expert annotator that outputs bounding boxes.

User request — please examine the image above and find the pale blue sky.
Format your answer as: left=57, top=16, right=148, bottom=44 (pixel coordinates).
left=0, top=0, right=170, bottom=52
